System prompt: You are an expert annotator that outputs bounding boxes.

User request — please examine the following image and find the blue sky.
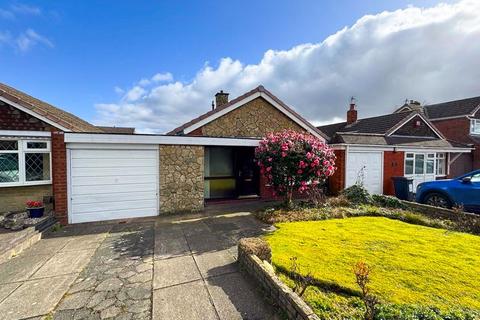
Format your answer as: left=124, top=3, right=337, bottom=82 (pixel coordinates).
left=2, top=0, right=478, bottom=133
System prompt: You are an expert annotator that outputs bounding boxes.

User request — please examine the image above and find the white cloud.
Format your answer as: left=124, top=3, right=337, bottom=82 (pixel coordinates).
left=152, top=72, right=173, bottom=83
left=16, top=28, right=53, bottom=52
left=94, top=0, right=480, bottom=134
left=10, top=4, right=41, bottom=16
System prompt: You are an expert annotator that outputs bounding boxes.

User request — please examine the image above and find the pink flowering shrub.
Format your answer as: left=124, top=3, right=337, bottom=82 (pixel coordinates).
left=255, top=130, right=336, bottom=206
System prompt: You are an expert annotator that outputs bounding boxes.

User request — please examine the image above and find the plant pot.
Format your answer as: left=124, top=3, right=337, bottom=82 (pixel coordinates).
left=27, top=207, right=44, bottom=218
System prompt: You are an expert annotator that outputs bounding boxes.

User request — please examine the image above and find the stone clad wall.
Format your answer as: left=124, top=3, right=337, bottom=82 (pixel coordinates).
left=201, top=97, right=306, bottom=137
left=159, top=145, right=204, bottom=214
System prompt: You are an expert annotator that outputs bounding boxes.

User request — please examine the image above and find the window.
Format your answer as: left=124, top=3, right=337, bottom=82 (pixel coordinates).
left=405, top=153, right=414, bottom=175
left=414, top=154, right=425, bottom=174
left=436, top=153, right=446, bottom=175
left=404, top=152, right=447, bottom=176
left=471, top=173, right=480, bottom=183
left=0, top=139, right=51, bottom=187
left=471, top=119, right=480, bottom=135
left=426, top=154, right=435, bottom=174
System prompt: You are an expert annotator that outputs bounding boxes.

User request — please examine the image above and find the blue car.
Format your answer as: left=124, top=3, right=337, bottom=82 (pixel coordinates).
left=415, top=169, right=480, bottom=213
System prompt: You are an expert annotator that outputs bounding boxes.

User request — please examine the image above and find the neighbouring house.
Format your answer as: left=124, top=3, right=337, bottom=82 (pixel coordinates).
left=318, top=100, right=472, bottom=195
left=393, top=97, right=480, bottom=177
left=1, top=83, right=324, bottom=224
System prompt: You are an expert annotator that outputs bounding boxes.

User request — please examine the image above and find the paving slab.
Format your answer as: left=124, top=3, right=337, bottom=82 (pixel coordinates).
left=0, top=253, right=52, bottom=284
left=0, top=283, right=21, bottom=303
left=154, top=236, right=190, bottom=260
left=31, top=249, right=95, bottom=279
left=194, top=249, right=237, bottom=278
left=153, top=280, right=218, bottom=320
left=207, top=272, right=279, bottom=320
left=0, top=274, right=77, bottom=319
left=154, top=255, right=202, bottom=289
left=185, top=233, right=228, bottom=254
left=60, top=234, right=106, bottom=252
left=21, top=237, right=72, bottom=256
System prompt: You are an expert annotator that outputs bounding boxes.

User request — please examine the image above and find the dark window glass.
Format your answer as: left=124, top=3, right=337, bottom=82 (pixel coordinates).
left=0, top=141, right=18, bottom=151
left=25, top=153, right=50, bottom=181
left=27, top=142, right=47, bottom=149
left=0, top=153, right=19, bottom=183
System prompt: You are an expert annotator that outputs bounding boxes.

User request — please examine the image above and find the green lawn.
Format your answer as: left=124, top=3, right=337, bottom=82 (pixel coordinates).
left=265, top=217, right=480, bottom=313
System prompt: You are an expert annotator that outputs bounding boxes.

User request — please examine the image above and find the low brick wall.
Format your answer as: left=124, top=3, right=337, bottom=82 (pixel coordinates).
left=0, top=184, right=52, bottom=213
left=238, top=238, right=319, bottom=320
left=401, top=200, right=480, bottom=223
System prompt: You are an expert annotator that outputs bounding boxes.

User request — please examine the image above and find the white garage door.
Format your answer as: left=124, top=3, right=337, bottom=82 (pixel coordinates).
left=346, top=151, right=383, bottom=194
left=69, top=148, right=159, bottom=223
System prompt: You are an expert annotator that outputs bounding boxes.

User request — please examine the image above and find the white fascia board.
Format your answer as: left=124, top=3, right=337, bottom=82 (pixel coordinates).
left=395, top=146, right=472, bottom=153
left=0, top=96, right=71, bottom=132
left=182, top=91, right=325, bottom=140
left=64, top=133, right=261, bottom=147
left=0, top=130, right=51, bottom=137
left=183, top=92, right=261, bottom=134
left=328, top=143, right=472, bottom=153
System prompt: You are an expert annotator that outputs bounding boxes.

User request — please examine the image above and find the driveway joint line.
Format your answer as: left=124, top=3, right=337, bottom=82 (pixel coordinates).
left=182, top=222, right=222, bottom=320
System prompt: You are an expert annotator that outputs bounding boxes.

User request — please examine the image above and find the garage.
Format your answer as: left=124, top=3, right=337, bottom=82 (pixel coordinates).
left=68, top=146, right=159, bottom=223
left=345, top=151, right=383, bottom=194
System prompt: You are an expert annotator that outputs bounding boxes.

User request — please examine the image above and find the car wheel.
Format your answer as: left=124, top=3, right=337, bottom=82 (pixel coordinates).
left=423, top=192, right=452, bottom=208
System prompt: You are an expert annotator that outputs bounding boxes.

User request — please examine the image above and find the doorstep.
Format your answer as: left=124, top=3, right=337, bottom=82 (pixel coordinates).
left=0, top=215, right=56, bottom=264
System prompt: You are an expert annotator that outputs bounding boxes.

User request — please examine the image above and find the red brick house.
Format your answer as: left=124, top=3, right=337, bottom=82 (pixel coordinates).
left=318, top=101, right=472, bottom=195
left=394, top=97, right=480, bottom=177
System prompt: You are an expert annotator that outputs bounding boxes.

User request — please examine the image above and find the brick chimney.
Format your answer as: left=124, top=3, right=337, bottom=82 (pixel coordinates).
left=215, top=90, right=229, bottom=108
left=347, top=97, right=357, bottom=124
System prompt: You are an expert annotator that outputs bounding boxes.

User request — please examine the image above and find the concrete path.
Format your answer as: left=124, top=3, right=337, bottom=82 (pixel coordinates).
left=0, top=209, right=279, bottom=319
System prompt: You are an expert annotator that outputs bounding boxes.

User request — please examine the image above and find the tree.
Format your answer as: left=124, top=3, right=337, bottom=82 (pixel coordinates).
left=255, top=130, right=336, bottom=207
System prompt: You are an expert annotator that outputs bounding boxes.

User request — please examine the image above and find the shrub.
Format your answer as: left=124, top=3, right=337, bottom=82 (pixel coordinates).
left=353, top=261, right=379, bottom=320
left=255, top=130, right=336, bottom=207
left=372, top=194, right=406, bottom=209
left=238, top=237, right=272, bottom=262
left=327, top=195, right=352, bottom=207
left=342, top=185, right=372, bottom=205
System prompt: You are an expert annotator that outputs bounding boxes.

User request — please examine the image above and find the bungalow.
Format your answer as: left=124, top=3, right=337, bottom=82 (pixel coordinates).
left=318, top=100, right=472, bottom=195
left=0, top=83, right=324, bottom=224
left=393, top=97, right=480, bottom=177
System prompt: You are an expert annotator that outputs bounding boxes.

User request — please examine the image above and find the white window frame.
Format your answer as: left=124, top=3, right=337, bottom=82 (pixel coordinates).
left=470, top=119, right=480, bottom=135
left=404, top=152, right=446, bottom=178
left=0, top=139, right=52, bottom=187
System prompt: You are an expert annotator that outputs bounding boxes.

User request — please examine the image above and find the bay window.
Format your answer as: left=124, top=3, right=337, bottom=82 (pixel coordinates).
left=0, top=139, right=51, bottom=187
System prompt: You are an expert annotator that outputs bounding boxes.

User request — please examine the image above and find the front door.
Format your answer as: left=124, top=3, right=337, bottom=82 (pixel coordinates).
left=235, top=147, right=260, bottom=198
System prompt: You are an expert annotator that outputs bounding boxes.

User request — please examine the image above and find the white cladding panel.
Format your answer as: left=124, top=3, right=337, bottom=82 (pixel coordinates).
left=69, top=148, right=158, bottom=223
left=346, top=151, right=383, bottom=194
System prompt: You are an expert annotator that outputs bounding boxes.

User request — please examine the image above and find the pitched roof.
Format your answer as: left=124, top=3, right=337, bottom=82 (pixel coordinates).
left=318, top=112, right=414, bottom=139
left=167, top=85, right=326, bottom=138
left=97, top=126, right=135, bottom=134
left=423, top=96, right=480, bottom=120
left=0, top=82, right=102, bottom=132
left=316, top=110, right=464, bottom=149
left=330, top=133, right=468, bottom=149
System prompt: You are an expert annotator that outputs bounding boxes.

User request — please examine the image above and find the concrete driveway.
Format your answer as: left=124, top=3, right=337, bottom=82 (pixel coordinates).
left=0, top=207, right=279, bottom=320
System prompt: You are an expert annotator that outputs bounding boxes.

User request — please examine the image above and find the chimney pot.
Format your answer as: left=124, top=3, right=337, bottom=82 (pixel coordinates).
left=214, top=90, right=229, bottom=108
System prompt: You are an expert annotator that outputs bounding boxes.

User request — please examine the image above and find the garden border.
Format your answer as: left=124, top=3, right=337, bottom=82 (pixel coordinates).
left=401, top=200, right=480, bottom=223
left=238, top=238, right=320, bottom=320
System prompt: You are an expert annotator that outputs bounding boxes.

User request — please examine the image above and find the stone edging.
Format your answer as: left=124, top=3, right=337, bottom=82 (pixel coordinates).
left=238, top=238, right=319, bottom=320
left=400, top=200, right=480, bottom=222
